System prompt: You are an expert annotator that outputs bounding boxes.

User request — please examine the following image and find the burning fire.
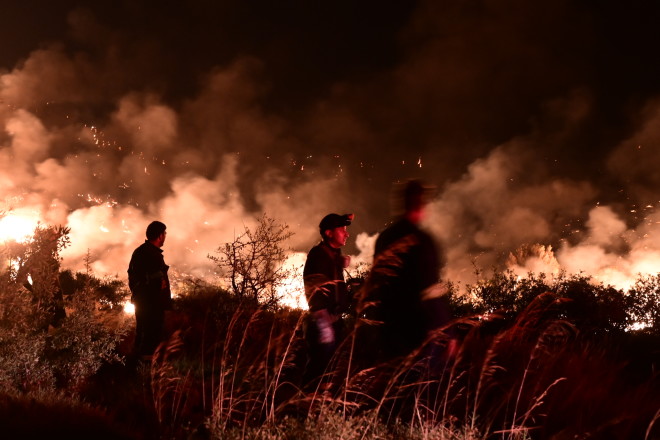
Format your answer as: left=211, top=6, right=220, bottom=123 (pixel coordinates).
left=123, top=301, right=135, bottom=315
left=0, top=213, right=40, bottom=243
left=275, top=252, right=308, bottom=310
left=276, top=276, right=307, bottom=310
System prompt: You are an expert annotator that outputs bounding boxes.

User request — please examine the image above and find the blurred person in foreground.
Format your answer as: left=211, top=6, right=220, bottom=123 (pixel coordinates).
left=128, top=220, right=172, bottom=360
left=359, top=179, right=453, bottom=363
left=303, top=213, right=354, bottom=388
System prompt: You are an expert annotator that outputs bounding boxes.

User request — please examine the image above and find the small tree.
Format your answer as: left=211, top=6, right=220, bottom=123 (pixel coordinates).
left=209, top=214, right=295, bottom=307
left=0, top=224, right=128, bottom=393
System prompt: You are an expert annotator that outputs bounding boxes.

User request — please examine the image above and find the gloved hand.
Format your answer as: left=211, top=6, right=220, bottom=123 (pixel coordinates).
left=313, top=309, right=335, bottom=345
left=341, top=255, right=351, bottom=268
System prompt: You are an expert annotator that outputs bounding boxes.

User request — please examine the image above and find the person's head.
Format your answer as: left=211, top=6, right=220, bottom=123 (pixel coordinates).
left=319, top=213, right=353, bottom=248
left=146, top=221, right=167, bottom=247
left=401, top=179, right=435, bottom=224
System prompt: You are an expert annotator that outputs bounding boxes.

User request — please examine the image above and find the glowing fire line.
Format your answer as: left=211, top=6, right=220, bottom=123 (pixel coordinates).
left=0, top=213, right=40, bottom=243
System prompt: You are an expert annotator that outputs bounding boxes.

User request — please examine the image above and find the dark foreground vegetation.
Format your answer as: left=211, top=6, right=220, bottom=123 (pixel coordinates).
left=1, top=225, right=660, bottom=439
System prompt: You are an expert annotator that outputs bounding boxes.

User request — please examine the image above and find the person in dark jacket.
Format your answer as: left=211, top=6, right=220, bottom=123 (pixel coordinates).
left=360, top=180, right=452, bottom=361
left=303, top=212, right=353, bottom=386
left=128, top=220, right=172, bottom=358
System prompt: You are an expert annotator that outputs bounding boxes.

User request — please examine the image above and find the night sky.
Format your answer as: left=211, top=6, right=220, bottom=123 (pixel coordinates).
left=2, top=0, right=660, bottom=291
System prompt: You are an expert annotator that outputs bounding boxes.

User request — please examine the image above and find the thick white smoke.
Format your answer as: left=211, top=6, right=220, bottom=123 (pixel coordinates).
left=423, top=117, right=660, bottom=291
left=0, top=45, right=354, bottom=302
left=1, top=2, right=660, bottom=306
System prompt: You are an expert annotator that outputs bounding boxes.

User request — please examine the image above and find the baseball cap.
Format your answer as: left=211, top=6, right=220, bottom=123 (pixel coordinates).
left=319, top=213, right=354, bottom=235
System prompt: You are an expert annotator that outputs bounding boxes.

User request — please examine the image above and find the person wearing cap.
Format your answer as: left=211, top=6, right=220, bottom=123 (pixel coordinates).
left=359, top=180, right=451, bottom=361
left=303, top=212, right=353, bottom=386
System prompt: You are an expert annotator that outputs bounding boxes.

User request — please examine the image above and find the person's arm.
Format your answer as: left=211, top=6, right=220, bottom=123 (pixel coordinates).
left=304, top=247, right=339, bottom=345
left=312, top=308, right=335, bottom=344
left=128, top=247, right=168, bottom=302
left=304, top=247, right=335, bottom=312
left=128, top=249, right=148, bottom=300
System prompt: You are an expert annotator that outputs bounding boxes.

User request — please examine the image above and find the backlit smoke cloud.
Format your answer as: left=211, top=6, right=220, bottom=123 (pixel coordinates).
left=1, top=1, right=660, bottom=300
left=0, top=43, right=350, bottom=288
left=425, top=143, right=595, bottom=287
left=425, top=95, right=660, bottom=290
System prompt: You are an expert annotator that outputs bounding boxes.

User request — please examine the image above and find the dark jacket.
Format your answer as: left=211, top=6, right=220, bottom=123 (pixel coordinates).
left=128, top=240, right=172, bottom=310
left=366, top=218, right=448, bottom=356
left=303, top=241, right=349, bottom=315
left=374, top=218, right=441, bottom=293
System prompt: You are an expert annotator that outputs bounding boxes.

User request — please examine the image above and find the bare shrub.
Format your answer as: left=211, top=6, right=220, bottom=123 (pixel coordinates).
left=208, top=214, right=295, bottom=307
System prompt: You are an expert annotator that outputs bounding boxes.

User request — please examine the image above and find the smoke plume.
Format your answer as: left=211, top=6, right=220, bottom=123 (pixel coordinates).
left=1, top=1, right=660, bottom=302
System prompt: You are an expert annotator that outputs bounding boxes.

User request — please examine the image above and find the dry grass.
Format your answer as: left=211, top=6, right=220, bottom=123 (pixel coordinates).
left=137, top=283, right=660, bottom=439
left=2, top=228, right=660, bottom=440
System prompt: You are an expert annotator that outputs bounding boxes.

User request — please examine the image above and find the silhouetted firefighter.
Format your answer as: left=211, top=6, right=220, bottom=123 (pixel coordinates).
left=128, top=221, right=172, bottom=359
left=303, top=213, right=354, bottom=391
left=358, top=180, right=452, bottom=364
